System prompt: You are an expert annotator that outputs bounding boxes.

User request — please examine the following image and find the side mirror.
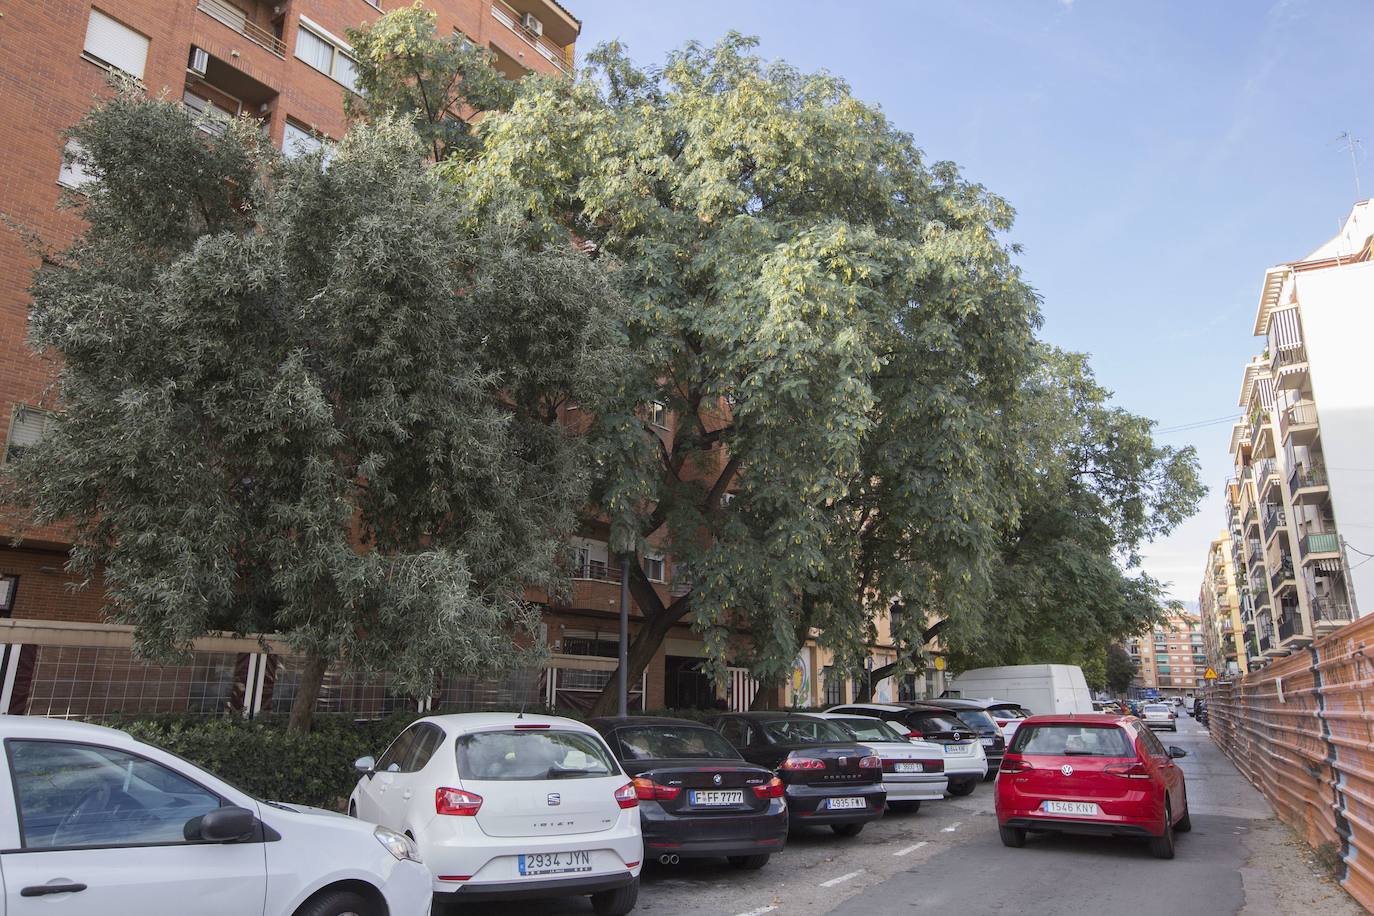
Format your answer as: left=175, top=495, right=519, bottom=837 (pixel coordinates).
left=354, top=755, right=376, bottom=777
left=1167, top=746, right=1187, bottom=759
left=185, top=805, right=257, bottom=842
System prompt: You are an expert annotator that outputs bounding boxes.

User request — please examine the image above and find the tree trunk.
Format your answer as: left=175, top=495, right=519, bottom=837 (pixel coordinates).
left=588, top=611, right=679, bottom=717
left=287, top=649, right=329, bottom=733
left=861, top=619, right=948, bottom=700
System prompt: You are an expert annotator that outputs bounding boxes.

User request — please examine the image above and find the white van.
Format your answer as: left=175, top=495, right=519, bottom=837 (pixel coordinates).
left=943, top=665, right=1095, bottom=716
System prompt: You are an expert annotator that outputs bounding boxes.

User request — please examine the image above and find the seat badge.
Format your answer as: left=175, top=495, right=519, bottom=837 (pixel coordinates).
left=547, top=793, right=561, bottom=806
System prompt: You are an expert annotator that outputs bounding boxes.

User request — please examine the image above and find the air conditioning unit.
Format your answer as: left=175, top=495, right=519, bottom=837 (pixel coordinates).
left=188, top=45, right=209, bottom=76
left=522, top=12, right=543, bottom=36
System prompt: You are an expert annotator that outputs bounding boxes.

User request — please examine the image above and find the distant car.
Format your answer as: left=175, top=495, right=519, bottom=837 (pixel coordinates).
left=919, top=698, right=1008, bottom=777
left=1140, top=703, right=1178, bottom=732
left=1195, top=700, right=1209, bottom=728
left=996, top=713, right=1191, bottom=859
left=351, top=713, right=642, bottom=916
left=806, top=713, right=948, bottom=811
left=986, top=702, right=1032, bottom=743
left=588, top=716, right=787, bottom=870
left=825, top=703, right=988, bottom=796
left=0, top=715, right=432, bottom=916
left=710, top=712, right=886, bottom=837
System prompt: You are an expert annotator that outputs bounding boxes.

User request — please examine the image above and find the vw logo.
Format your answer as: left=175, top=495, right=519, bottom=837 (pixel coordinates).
left=1061, top=765, right=1074, bottom=776
left=547, top=793, right=561, bottom=806
left=712, top=773, right=723, bottom=786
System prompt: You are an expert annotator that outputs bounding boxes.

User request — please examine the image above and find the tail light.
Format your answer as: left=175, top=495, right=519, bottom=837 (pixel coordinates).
left=632, top=777, right=681, bottom=801
left=905, top=731, right=925, bottom=741
left=1104, top=762, right=1152, bottom=779
left=436, top=787, right=483, bottom=816
left=614, top=782, right=639, bottom=809
left=751, top=777, right=785, bottom=799
left=858, top=755, right=882, bottom=770
left=780, top=756, right=826, bottom=771
left=998, top=757, right=1032, bottom=775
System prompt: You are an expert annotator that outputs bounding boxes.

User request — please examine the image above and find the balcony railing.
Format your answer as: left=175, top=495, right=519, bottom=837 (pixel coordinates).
left=1282, top=401, right=1318, bottom=437
left=491, top=0, right=574, bottom=74
left=1261, top=504, right=1286, bottom=541
left=1271, top=344, right=1308, bottom=373
left=1290, top=463, right=1329, bottom=493
left=1256, top=458, right=1276, bottom=486
left=1313, top=597, right=1354, bottom=624
left=1301, top=532, right=1340, bottom=556
left=197, top=0, right=286, bottom=58
left=1269, top=556, right=1294, bottom=592
left=569, top=557, right=624, bottom=583
left=1249, top=409, right=1265, bottom=445
left=1277, top=611, right=1304, bottom=641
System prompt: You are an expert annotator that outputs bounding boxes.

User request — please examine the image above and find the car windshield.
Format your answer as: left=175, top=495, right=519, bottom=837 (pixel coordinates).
left=1011, top=725, right=1134, bottom=757
left=953, top=710, right=998, bottom=731
left=832, top=718, right=906, bottom=742
left=762, top=718, right=851, bottom=744
left=614, top=726, right=742, bottom=761
left=456, top=730, right=618, bottom=780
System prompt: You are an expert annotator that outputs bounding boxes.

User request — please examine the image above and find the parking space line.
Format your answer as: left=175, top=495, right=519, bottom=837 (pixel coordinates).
left=941, top=821, right=962, bottom=832
left=893, top=841, right=929, bottom=856
left=820, top=870, right=864, bottom=888
left=732, top=908, right=777, bottom=916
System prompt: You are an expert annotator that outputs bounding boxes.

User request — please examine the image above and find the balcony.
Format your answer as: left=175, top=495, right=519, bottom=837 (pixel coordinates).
left=1281, top=401, right=1320, bottom=445
left=491, top=0, right=575, bottom=74
left=1300, top=531, right=1341, bottom=557
left=569, top=557, right=624, bottom=584
left=1261, top=504, right=1287, bottom=542
left=1271, top=344, right=1309, bottom=390
left=1269, top=555, right=1294, bottom=593
left=1249, top=408, right=1265, bottom=448
left=1277, top=602, right=1305, bottom=643
left=1289, top=463, right=1330, bottom=504
left=1256, top=458, right=1279, bottom=494
left=197, top=0, right=285, bottom=58
left=1312, top=597, right=1354, bottom=627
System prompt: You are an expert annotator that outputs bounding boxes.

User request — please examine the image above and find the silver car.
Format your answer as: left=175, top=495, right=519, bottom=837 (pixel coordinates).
left=1140, top=703, right=1178, bottom=731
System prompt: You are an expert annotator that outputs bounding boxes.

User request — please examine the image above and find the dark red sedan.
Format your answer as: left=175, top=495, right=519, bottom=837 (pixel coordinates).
left=995, top=714, right=1191, bottom=859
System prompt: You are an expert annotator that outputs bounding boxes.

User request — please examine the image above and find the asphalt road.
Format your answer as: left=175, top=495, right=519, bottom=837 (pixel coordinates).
left=444, top=714, right=1364, bottom=916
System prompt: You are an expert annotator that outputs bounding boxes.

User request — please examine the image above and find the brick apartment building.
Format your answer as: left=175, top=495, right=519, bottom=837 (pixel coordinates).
left=1125, top=607, right=1208, bottom=700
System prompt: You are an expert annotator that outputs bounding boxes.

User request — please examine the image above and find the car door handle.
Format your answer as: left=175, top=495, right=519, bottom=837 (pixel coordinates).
left=22, top=883, right=88, bottom=897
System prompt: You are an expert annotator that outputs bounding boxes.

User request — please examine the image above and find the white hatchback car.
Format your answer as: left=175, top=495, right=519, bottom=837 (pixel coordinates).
left=351, top=713, right=642, bottom=915
left=0, top=715, right=431, bottom=916
left=1140, top=703, right=1178, bottom=732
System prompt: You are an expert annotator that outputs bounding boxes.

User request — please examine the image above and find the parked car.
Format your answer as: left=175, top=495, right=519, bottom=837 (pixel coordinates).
left=995, top=713, right=1191, bottom=859
left=0, top=715, right=431, bottom=916
left=1195, top=700, right=1209, bottom=728
left=824, top=703, right=988, bottom=796
left=805, top=713, right=948, bottom=811
left=710, top=712, right=886, bottom=836
left=921, top=698, right=1008, bottom=777
left=587, top=716, right=786, bottom=870
left=1140, top=703, right=1178, bottom=732
left=351, top=713, right=642, bottom=916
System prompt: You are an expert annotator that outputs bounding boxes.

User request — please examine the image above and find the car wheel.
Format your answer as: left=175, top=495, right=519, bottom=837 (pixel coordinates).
left=591, top=877, right=639, bottom=916
left=727, top=854, right=770, bottom=870
left=831, top=823, right=864, bottom=837
left=294, top=889, right=375, bottom=916
left=1175, top=795, right=1192, bottom=833
left=948, top=778, right=977, bottom=797
left=999, top=826, right=1026, bottom=848
left=1150, top=802, right=1176, bottom=860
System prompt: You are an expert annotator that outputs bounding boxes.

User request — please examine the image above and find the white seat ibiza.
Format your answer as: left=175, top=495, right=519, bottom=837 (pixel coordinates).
left=350, top=713, right=642, bottom=915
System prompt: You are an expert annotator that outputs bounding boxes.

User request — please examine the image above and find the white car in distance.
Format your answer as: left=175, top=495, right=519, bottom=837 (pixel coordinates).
left=806, top=713, right=949, bottom=810
left=0, top=715, right=431, bottom=916
left=351, top=713, right=642, bottom=915
left=1140, top=703, right=1178, bottom=732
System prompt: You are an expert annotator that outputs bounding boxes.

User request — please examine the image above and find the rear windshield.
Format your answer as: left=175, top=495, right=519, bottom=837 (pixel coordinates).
left=1010, top=725, right=1133, bottom=757
left=953, top=710, right=997, bottom=731
left=908, top=713, right=968, bottom=733
left=456, top=730, right=618, bottom=780
left=989, top=707, right=1028, bottom=719
left=614, top=726, right=741, bottom=761
left=762, top=718, right=851, bottom=744
left=1143, top=704, right=1170, bottom=713
left=832, top=718, right=905, bottom=742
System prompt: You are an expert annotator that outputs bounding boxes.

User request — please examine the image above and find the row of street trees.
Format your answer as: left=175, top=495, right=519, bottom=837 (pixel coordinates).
left=2, top=6, right=1201, bottom=729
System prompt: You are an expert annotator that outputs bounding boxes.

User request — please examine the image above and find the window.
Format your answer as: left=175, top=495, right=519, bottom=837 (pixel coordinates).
left=561, top=630, right=619, bottom=659
left=832, top=717, right=904, bottom=743
left=761, top=718, right=851, bottom=744
left=8, top=740, right=221, bottom=849
left=5, top=406, right=54, bottom=463
left=642, top=552, right=665, bottom=583
left=406, top=724, right=446, bottom=772
left=1010, top=725, right=1133, bottom=757
left=455, top=730, right=616, bottom=780
left=649, top=400, right=668, bottom=428
left=715, top=718, right=752, bottom=747
left=182, top=90, right=236, bottom=136
left=83, top=9, right=150, bottom=80
left=295, top=20, right=357, bottom=90
left=283, top=120, right=326, bottom=158
left=0, top=574, right=17, bottom=617
left=58, top=140, right=95, bottom=189
left=376, top=724, right=422, bottom=773
left=613, top=725, right=740, bottom=761
left=823, top=666, right=843, bottom=706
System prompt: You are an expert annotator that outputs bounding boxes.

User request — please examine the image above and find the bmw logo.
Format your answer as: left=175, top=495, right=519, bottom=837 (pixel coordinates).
left=1061, top=765, right=1073, bottom=776
left=712, top=773, right=723, bottom=786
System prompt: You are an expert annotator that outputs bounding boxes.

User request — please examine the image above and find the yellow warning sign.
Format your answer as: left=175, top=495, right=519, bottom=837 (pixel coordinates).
left=934, top=656, right=946, bottom=671
left=1204, top=667, right=1218, bottom=680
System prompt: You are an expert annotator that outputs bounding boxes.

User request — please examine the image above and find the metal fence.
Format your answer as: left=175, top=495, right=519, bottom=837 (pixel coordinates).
left=1206, top=610, right=1374, bottom=912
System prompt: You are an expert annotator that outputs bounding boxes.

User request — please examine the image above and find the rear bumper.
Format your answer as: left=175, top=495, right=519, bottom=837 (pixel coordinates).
left=785, top=783, right=886, bottom=825
left=640, top=803, right=788, bottom=859
left=883, top=776, right=948, bottom=801
left=1001, top=816, right=1158, bottom=838
left=437, top=871, right=634, bottom=902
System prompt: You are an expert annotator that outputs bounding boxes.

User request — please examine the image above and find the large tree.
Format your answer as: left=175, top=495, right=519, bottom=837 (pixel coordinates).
left=3, top=90, right=623, bottom=730
left=459, top=35, right=1042, bottom=713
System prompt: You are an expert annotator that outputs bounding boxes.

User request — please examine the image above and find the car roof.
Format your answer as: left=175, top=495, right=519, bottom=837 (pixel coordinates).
left=420, top=712, right=597, bottom=733
left=587, top=716, right=714, bottom=730
left=922, top=698, right=994, bottom=710
left=716, top=711, right=821, bottom=720
left=0, top=714, right=131, bottom=743
left=1018, top=713, right=1134, bottom=727
left=828, top=703, right=948, bottom=713
left=808, top=712, right=882, bottom=720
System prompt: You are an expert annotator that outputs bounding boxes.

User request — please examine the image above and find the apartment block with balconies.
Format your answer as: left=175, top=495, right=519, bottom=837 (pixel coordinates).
left=1200, top=531, right=1247, bottom=677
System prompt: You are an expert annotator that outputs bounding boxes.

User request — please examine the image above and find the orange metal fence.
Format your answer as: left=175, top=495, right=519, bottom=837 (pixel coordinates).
left=1207, top=612, right=1374, bottom=912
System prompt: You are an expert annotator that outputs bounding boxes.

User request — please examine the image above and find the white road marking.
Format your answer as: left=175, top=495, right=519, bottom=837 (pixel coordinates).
left=941, top=821, right=963, bottom=832
left=820, top=870, right=864, bottom=888
left=893, top=841, right=929, bottom=856
left=733, top=908, right=777, bottom=916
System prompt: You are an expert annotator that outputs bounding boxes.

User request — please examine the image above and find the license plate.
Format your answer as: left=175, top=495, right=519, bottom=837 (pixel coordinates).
left=944, top=744, right=970, bottom=755
left=981, top=737, right=995, bottom=747
left=893, top=762, right=924, bottom=773
left=518, top=850, right=593, bottom=876
left=1043, top=801, right=1100, bottom=816
left=827, top=797, right=866, bottom=810
left=689, top=790, right=744, bottom=806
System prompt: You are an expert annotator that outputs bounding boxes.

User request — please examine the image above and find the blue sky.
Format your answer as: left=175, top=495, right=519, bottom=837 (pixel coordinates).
left=571, top=0, right=1374, bottom=601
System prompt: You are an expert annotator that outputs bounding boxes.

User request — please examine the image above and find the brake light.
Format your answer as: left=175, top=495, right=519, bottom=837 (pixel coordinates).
left=780, top=756, right=826, bottom=771
left=1104, top=762, right=1152, bottom=779
left=751, top=777, right=785, bottom=799
left=858, top=755, right=882, bottom=770
left=632, top=777, right=681, bottom=801
left=436, top=787, right=482, bottom=816
left=614, top=782, right=639, bottom=809
left=998, top=757, right=1032, bottom=774
left=905, top=731, right=925, bottom=741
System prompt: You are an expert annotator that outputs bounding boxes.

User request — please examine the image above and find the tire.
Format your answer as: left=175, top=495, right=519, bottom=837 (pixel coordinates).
left=727, top=854, right=770, bottom=870
left=831, top=823, right=864, bottom=837
left=948, top=778, right=977, bottom=797
left=999, top=825, right=1026, bottom=848
left=888, top=800, right=921, bottom=814
left=1150, top=802, right=1176, bottom=860
left=294, top=889, right=376, bottom=916
left=1175, top=795, right=1192, bottom=833
left=591, top=877, right=639, bottom=916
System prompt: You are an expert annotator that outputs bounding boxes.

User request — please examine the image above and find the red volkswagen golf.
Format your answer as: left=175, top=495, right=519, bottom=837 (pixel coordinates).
left=995, top=714, right=1191, bottom=859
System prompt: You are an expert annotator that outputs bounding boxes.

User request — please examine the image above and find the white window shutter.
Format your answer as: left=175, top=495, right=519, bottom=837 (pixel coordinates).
left=84, top=9, right=150, bottom=80
left=58, top=140, right=95, bottom=189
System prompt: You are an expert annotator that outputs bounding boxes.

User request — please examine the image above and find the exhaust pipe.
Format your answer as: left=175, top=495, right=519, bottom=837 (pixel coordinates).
left=658, top=854, right=681, bottom=865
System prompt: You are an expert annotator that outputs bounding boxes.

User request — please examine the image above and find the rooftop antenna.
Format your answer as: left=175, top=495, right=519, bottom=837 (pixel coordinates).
left=1336, top=131, right=1364, bottom=199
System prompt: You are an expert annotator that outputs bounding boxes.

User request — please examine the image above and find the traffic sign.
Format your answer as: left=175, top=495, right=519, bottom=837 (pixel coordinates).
left=934, top=656, right=946, bottom=672
left=1204, top=667, right=1218, bottom=681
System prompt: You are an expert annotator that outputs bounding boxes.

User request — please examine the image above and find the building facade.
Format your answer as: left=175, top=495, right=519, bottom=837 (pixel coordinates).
left=1214, top=202, right=1371, bottom=671
left=1199, top=530, right=1247, bottom=677
left=1126, top=608, right=1207, bottom=699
